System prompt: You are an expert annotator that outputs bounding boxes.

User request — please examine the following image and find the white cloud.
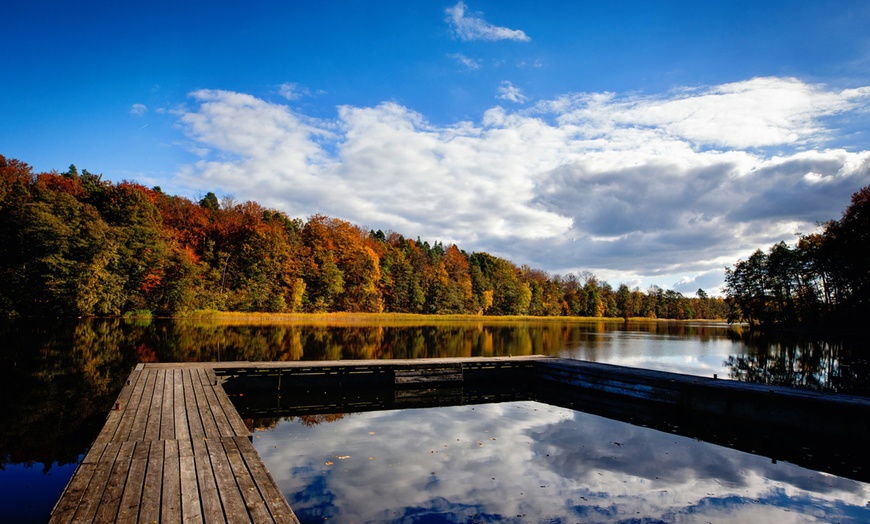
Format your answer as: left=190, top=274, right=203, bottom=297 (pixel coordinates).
left=175, top=77, right=870, bottom=294
left=518, top=59, right=544, bottom=69
left=549, top=77, right=870, bottom=149
left=130, top=103, right=147, bottom=116
left=255, top=401, right=869, bottom=522
left=278, top=82, right=310, bottom=101
left=445, top=1, right=530, bottom=42
left=448, top=52, right=481, bottom=70
left=496, top=81, right=528, bottom=103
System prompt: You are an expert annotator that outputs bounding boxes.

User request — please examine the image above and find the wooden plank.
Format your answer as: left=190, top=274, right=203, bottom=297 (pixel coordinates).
left=206, top=368, right=251, bottom=437
left=116, top=369, right=144, bottom=410
left=394, top=366, right=463, bottom=384
left=207, top=437, right=253, bottom=523
left=183, top=368, right=206, bottom=441
left=80, top=370, right=144, bottom=465
left=190, top=369, right=221, bottom=439
left=220, top=391, right=252, bottom=438
left=116, top=441, right=150, bottom=523
left=222, top=437, right=274, bottom=524
left=144, top=369, right=166, bottom=442
left=178, top=439, right=203, bottom=523
left=92, top=441, right=136, bottom=523
left=81, top=410, right=123, bottom=465
left=54, top=362, right=301, bottom=523
left=139, top=439, right=165, bottom=524
left=393, top=375, right=464, bottom=384
left=161, top=439, right=182, bottom=524
left=128, top=369, right=159, bottom=441
left=235, top=437, right=299, bottom=523
left=192, top=437, right=225, bottom=523
left=205, top=369, right=251, bottom=437
left=162, top=356, right=544, bottom=371
left=48, top=463, right=97, bottom=524
left=70, top=442, right=122, bottom=523
left=161, top=368, right=177, bottom=440
left=173, top=368, right=190, bottom=441
left=197, top=368, right=235, bottom=438
left=94, top=442, right=136, bottom=522
left=112, top=368, right=150, bottom=444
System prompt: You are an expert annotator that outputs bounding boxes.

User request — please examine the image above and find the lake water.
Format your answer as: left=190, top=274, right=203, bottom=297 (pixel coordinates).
left=1, top=317, right=867, bottom=522
left=253, top=401, right=870, bottom=523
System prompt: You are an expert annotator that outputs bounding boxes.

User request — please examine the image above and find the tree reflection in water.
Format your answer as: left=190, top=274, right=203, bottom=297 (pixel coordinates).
left=1, top=317, right=867, bottom=522
left=0, top=319, right=138, bottom=522
left=726, top=330, right=870, bottom=395
left=0, top=319, right=137, bottom=471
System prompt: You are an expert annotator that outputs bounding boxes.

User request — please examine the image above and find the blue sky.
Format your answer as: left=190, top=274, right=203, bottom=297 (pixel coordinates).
left=3, top=1, right=870, bottom=294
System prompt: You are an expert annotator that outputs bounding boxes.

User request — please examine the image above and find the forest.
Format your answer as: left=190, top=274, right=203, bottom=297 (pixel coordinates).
left=0, top=154, right=728, bottom=319
left=725, top=184, right=870, bottom=328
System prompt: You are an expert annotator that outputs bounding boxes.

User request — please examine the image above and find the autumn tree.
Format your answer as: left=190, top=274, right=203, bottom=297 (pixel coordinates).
left=381, top=238, right=425, bottom=313
left=726, top=184, right=870, bottom=327
left=0, top=153, right=734, bottom=320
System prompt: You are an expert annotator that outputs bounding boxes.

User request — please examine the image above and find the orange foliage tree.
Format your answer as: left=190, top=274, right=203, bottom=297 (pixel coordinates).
left=0, top=154, right=730, bottom=320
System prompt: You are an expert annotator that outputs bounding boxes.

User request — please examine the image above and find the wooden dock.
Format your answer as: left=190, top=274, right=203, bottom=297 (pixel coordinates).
left=49, top=363, right=298, bottom=523
left=51, top=356, right=870, bottom=521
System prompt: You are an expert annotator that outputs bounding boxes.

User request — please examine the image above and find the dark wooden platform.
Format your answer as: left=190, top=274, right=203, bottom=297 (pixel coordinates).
left=49, top=364, right=298, bottom=523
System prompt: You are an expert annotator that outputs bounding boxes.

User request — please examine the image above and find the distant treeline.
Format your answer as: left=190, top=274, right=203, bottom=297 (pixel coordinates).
left=0, top=154, right=728, bottom=319
left=725, top=184, right=870, bottom=328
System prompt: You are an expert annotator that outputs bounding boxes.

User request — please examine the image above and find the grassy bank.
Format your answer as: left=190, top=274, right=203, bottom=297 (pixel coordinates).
left=153, top=310, right=729, bottom=326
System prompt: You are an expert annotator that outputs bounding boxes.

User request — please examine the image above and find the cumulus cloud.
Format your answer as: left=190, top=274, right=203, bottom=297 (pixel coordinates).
left=496, top=80, right=528, bottom=103
left=175, top=77, right=870, bottom=294
left=448, top=52, right=481, bottom=70
left=445, top=1, right=531, bottom=42
left=130, top=103, right=147, bottom=116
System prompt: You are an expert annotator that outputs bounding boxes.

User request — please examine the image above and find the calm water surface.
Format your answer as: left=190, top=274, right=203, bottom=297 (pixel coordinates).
left=253, top=401, right=870, bottom=523
left=0, top=318, right=867, bottom=522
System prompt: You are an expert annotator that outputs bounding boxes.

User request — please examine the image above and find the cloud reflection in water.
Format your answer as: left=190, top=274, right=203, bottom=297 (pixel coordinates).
left=254, top=401, right=870, bottom=523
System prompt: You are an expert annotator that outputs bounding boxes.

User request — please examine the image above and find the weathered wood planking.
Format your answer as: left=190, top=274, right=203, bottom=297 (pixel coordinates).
left=394, top=364, right=463, bottom=384
left=49, top=365, right=298, bottom=524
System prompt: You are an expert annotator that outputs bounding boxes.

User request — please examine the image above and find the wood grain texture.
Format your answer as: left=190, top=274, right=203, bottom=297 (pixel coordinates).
left=50, top=364, right=294, bottom=523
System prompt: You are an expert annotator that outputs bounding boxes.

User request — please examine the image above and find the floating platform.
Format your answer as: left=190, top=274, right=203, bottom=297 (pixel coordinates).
left=52, top=357, right=870, bottom=522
